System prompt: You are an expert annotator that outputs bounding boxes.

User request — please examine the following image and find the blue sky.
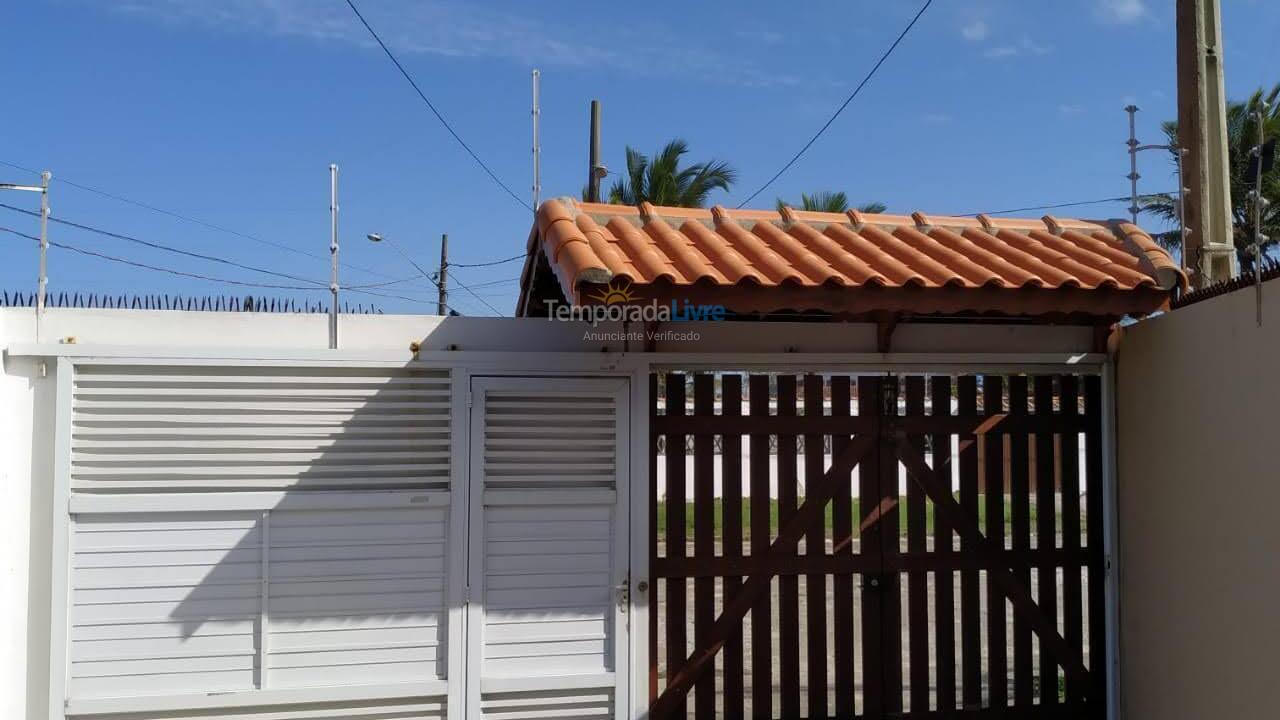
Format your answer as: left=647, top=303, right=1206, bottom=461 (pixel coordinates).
left=1, top=0, right=1277, bottom=315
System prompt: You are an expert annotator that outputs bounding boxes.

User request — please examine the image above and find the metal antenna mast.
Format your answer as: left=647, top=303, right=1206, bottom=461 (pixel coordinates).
left=1126, top=105, right=1189, bottom=275
left=531, top=69, right=541, bottom=214
left=1, top=170, right=51, bottom=341
left=1248, top=103, right=1272, bottom=325
left=329, top=163, right=339, bottom=349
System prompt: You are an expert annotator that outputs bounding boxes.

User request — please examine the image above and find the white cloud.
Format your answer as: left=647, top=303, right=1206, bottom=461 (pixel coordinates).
left=920, top=112, right=953, bottom=125
left=105, top=0, right=804, bottom=87
left=1094, top=0, right=1149, bottom=25
left=983, top=36, right=1052, bottom=60
left=961, top=20, right=987, bottom=42
left=1059, top=103, right=1085, bottom=115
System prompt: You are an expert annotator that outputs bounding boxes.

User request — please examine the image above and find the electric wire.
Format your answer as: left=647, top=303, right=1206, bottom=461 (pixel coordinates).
left=1, top=158, right=535, bottom=278
left=735, top=0, right=934, bottom=208
left=960, top=192, right=1178, bottom=217
left=343, top=0, right=533, bottom=212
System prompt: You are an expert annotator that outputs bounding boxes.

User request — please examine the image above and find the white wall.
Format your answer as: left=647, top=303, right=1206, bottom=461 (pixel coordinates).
left=1116, top=279, right=1280, bottom=720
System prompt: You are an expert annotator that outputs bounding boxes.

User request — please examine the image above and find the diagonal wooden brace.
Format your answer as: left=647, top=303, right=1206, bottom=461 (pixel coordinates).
left=651, top=434, right=876, bottom=717
left=894, top=434, right=1093, bottom=691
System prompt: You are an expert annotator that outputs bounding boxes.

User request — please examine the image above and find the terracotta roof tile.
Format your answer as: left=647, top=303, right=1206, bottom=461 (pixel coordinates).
left=521, top=198, right=1187, bottom=318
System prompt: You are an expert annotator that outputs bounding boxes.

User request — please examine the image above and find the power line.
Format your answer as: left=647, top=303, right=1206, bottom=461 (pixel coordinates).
left=0, top=158, right=404, bottom=283
left=0, top=202, right=329, bottom=287
left=343, top=0, right=533, bottom=213
left=735, top=0, right=933, bottom=208
left=2, top=158, right=532, bottom=279
left=449, top=252, right=526, bottom=268
left=0, top=224, right=442, bottom=306
left=959, top=192, right=1178, bottom=217
left=454, top=275, right=520, bottom=289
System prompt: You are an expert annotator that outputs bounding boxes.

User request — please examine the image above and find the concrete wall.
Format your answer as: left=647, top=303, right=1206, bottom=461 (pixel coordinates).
left=1116, top=279, right=1280, bottom=720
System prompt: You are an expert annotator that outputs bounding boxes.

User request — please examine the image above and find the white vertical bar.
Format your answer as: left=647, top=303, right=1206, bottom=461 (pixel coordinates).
left=464, top=376, right=487, bottom=720
left=446, top=368, right=471, bottom=720
left=259, top=509, right=271, bottom=689
left=627, top=366, right=650, bottom=720
left=611, top=379, right=631, bottom=720
left=1101, top=361, right=1121, bottom=720
left=47, top=357, right=74, bottom=720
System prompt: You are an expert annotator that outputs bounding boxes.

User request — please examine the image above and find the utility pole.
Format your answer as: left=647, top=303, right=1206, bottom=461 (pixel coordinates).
left=1176, top=0, right=1236, bottom=287
left=329, top=164, right=339, bottom=349
left=437, top=233, right=448, bottom=317
left=587, top=100, right=604, bottom=202
left=531, top=69, right=541, bottom=213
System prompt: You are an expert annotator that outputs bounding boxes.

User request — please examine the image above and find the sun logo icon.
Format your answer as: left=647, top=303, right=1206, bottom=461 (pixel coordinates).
left=588, top=278, right=640, bottom=305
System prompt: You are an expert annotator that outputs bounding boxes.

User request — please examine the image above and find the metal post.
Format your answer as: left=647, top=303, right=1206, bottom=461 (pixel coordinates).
left=1176, top=148, right=1190, bottom=276
left=37, top=170, right=51, bottom=342
left=531, top=69, right=541, bottom=213
left=438, top=233, right=449, bottom=317
left=329, top=164, right=339, bottom=349
left=1251, top=105, right=1270, bottom=325
left=1126, top=106, right=1141, bottom=225
left=588, top=100, right=603, bottom=202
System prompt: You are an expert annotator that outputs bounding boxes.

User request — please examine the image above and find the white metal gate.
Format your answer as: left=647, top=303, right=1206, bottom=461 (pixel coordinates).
left=465, top=377, right=630, bottom=720
left=47, top=361, right=632, bottom=720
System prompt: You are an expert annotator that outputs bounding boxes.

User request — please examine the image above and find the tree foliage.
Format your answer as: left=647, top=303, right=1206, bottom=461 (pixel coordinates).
left=606, top=139, right=736, bottom=208
left=776, top=191, right=886, bottom=214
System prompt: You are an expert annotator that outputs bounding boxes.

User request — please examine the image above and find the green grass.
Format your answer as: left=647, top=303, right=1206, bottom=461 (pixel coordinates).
left=655, top=495, right=1081, bottom=540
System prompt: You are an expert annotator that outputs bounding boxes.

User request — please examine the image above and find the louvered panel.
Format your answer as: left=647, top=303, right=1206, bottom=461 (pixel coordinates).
left=66, top=698, right=447, bottom=720
left=482, top=393, right=617, bottom=490
left=483, top=504, right=613, bottom=677
left=69, top=511, right=262, bottom=700
left=70, top=364, right=451, bottom=491
left=266, top=504, right=449, bottom=689
left=479, top=688, right=613, bottom=720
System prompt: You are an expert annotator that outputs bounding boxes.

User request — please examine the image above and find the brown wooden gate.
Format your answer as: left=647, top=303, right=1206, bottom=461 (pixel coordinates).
left=649, top=372, right=1105, bottom=719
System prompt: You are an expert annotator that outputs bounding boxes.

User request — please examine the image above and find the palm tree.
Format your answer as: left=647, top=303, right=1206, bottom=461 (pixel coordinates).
left=1141, top=84, right=1280, bottom=273
left=606, top=139, right=736, bottom=208
left=776, top=191, right=887, bottom=214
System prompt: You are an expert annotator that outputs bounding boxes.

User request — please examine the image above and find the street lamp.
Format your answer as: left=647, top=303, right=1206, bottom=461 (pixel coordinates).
left=1, top=170, right=51, bottom=341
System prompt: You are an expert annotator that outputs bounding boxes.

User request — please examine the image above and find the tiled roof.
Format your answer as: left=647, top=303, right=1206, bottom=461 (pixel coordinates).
left=518, top=198, right=1185, bottom=318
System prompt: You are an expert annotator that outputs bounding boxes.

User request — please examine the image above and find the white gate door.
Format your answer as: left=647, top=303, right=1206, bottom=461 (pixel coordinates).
left=466, top=377, right=630, bottom=720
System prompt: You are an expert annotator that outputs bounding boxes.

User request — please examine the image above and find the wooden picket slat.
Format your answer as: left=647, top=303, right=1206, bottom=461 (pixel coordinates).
left=880, top=377, right=903, bottom=716
left=904, top=376, right=929, bottom=713
left=665, top=373, right=687, bottom=719
left=830, top=376, right=856, bottom=719
left=958, top=376, right=982, bottom=710
left=1009, top=375, right=1035, bottom=706
left=803, top=374, right=829, bottom=718
left=749, top=374, right=772, bottom=720
left=778, top=375, right=801, bottom=718
left=1060, top=375, right=1085, bottom=705
left=983, top=375, right=1009, bottom=709
left=859, top=376, right=884, bottom=716
left=1034, top=375, right=1059, bottom=707
left=721, top=375, right=745, bottom=718
left=931, top=375, right=957, bottom=713
left=692, top=374, right=716, bottom=718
